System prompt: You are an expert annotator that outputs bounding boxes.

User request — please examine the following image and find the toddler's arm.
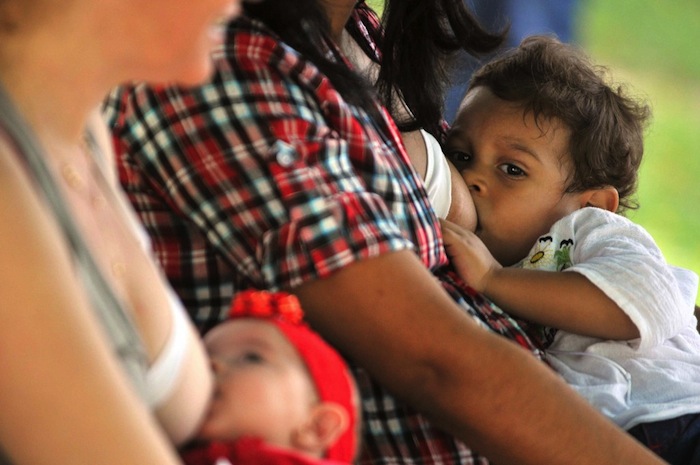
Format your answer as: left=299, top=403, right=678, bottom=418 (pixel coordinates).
left=440, top=218, right=501, bottom=292
left=440, top=219, right=639, bottom=340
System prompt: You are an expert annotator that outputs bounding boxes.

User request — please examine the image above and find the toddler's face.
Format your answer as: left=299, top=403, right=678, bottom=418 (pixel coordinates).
left=445, top=87, right=582, bottom=266
left=198, top=319, right=318, bottom=448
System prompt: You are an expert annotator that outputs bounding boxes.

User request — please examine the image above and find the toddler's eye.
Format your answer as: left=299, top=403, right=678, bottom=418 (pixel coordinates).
left=446, top=150, right=472, bottom=170
left=499, top=163, right=526, bottom=177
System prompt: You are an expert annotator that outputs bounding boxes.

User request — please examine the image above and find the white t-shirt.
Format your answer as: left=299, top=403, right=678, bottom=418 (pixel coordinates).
left=518, top=207, right=700, bottom=430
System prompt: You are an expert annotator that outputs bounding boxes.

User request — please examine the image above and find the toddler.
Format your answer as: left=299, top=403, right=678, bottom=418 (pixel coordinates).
left=431, top=35, right=700, bottom=464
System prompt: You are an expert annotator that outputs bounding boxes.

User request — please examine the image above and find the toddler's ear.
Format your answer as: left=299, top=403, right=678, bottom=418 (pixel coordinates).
left=292, top=402, right=349, bottom=458
left=582, top=186, right=619, bottom=213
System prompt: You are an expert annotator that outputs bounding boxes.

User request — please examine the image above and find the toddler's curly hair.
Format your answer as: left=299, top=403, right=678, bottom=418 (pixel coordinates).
left=469, top=35, right=651, bottom=213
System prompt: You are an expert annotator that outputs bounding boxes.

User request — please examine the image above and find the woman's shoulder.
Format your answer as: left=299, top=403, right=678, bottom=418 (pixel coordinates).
left=223, top=16, right=300, bottom=70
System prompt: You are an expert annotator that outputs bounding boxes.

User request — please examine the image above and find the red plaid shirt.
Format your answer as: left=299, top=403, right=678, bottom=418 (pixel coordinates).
left=105, top=5, right=545, bottom=465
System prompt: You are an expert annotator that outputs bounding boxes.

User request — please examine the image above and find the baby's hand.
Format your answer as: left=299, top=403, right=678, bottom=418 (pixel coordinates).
left=439, top=219, right=502, bottom=293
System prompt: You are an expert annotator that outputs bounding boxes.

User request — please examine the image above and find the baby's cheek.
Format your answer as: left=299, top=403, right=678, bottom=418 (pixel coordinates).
left=194, top=413, right=219, bottom=440
left=194, top=389, right=234, bottom=439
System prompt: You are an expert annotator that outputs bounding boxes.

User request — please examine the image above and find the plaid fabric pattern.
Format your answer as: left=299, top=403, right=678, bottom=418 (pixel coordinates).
left=105, top=7, right=545, bottom=465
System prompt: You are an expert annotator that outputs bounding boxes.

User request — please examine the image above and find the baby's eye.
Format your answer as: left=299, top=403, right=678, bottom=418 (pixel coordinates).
left=239, top=351, right=264, bottom=364
left=499, top=163, right=526, bottom=177
left=221, top=351, right=264, bottom=367
left=446, top=150, right=473, bottom=170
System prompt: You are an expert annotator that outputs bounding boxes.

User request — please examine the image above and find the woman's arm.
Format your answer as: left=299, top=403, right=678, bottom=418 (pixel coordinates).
left=0, top=146, right=183, bottom=465
left=294, top=250, right=663, bottom=465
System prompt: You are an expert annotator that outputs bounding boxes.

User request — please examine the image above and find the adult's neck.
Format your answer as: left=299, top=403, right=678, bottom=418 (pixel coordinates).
left=0, top=34, right=105, bottom=146
left=319, top=0, right=357, bottom=43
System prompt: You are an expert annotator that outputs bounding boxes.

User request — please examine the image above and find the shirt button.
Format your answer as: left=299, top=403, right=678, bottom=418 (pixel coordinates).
left=276, top=150, right=296, bottom=167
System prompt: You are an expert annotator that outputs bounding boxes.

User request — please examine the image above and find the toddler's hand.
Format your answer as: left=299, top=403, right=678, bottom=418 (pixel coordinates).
left=440, top=219, right=502, bottom=293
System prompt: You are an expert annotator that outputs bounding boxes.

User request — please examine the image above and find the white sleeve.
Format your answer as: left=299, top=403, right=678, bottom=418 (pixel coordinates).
left=558, top=208, right=697, bottom=350
left=420, top=129, right=451, bottom=219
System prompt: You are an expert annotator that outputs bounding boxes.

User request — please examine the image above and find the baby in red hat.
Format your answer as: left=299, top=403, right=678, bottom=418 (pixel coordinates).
left=180, top=290, right=359, bottom=465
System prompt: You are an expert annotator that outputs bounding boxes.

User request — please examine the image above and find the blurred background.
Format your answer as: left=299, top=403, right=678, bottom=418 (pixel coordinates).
left=366, top=0, right=700, bottom=304
left=581, top=1, right=700, bottom=306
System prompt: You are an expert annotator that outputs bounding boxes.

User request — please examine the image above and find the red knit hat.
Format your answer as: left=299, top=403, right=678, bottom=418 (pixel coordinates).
left=227, top=290, right=358, bottom=463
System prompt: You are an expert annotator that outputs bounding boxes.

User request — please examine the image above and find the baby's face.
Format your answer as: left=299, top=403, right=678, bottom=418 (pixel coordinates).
left=445, top=87, right=581, bottom=266
left=198, top=319, right=318, bottom=448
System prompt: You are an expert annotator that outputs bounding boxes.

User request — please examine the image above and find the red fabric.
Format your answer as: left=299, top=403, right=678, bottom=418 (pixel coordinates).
left=181, top=436, right=348, bottom=465
left=227, top=290, right=357, bottom=463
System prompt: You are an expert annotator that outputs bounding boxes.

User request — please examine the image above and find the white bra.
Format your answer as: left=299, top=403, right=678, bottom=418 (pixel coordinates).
left=89, top=125, right=191, bottom=408
left=420, top=129, right=452, bottom=219
left=146, top=288, right=190, bottom=407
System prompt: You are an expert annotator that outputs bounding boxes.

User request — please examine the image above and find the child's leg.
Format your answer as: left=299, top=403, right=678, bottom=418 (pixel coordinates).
left=627, top=413, right=700, bottom=465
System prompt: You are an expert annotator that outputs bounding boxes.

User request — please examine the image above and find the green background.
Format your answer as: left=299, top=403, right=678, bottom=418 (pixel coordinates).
left=367, top=0, right=700, bottom=304
left=580, top=0, right=700, bottom=305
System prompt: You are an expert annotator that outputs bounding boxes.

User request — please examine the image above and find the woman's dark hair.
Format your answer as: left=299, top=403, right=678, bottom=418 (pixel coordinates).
left=242, top=0, right=380, bottom=119
left=244, top=0, right=506, bottom=141
left=469, top=35, right=651, bottom=212
left=375, top=0, right=507, bottom=139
